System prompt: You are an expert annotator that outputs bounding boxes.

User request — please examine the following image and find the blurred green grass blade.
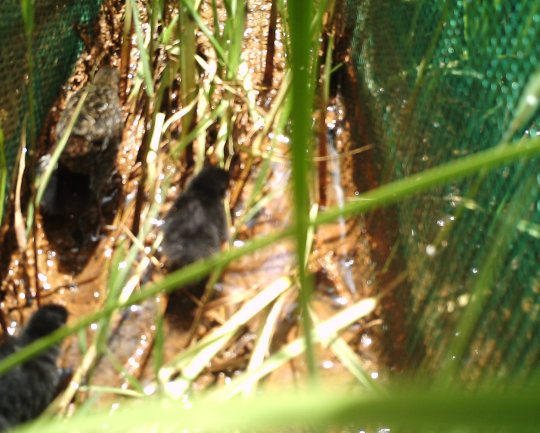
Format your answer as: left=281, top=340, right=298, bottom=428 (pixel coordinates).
left=20, top=0, right=35, bottom=35
left=153, top=313, right=165, bottom=382
left=517, top=218, right=540, bottom=238
left=210, top=0, right=220, bottom=42
left=193, top=85, right=209, bottom=171
left=179, top=0, right=197, bottom=140
left=129, top=0, right=154, bottom=97
left=315, top=137, right=540, bottom=226
left=108, top=238, right=137, bottom=298
left=20, top=384, right=540, bottom=433
left=0, top=228, right=292, bottom=376
left=35, top=91, right=88, bottom=206
left=77, top=328, right=87, bottom=355
left=170, top=101, right=226, bottom=158
left=327, top=333, right=382, bottom=391
left=213, top=109, right=229, bottom=165
left=21, top=0, right=37, bottom=171
left=94, top=239, right=127, bottom=356
left=106, top=239, right=125, bottom=297
left=79, top=385, right=144, bottom=398
left=244, top=292, right=287, bottom=397
left=398, top=0, right=452, bottom=137
left=233, top=136, right=279, bottom=237
left=159, top=15, right=178, bottom=45
left=224, top=0, right=245, bottom=79
left=502, top=66, right=540, bottom=142
left=105, top=348, right=145, bottom=394
left=179, top=0, right=226, bottom=62
left=435, top=68, right=540, bottom=248
left=0, top=123, right=6, bottom=225
left=234, top=188, right=283, bottom=234
left=287, top=0, right=316, bottom=379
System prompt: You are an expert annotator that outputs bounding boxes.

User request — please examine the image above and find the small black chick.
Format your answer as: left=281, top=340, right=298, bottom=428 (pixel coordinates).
left=40, top=66, right=123, bottom=214
left=161, top=166, right=230, bottom=272
left=0, top=305, right=68, bottom=431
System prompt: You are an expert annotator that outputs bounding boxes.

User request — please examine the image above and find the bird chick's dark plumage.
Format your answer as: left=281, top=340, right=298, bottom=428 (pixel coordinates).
left=161, top=166, right=230, bottom=272
left=0, top=305, right=67, bottom=431
left=40, top=66, right=123, bottom=214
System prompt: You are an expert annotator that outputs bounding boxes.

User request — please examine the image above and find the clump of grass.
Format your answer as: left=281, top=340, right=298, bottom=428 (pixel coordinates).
left=6, top=0, right=540, bottom=432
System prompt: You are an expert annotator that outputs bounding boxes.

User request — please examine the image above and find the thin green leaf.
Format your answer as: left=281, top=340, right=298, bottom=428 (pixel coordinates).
left=129, top=0, right=155, bottom=97
left=287, top=0, right=317, bottom=379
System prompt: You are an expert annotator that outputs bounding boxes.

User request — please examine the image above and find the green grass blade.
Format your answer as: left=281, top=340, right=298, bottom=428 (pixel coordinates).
left=0, top=228, right=292, bottom=377
left=20, top=0, right=36, bottom=154
left=0, top=122, right=6, bottom=225
left=502, top=66, right=540, bottom=142
left=179, top=0, right=226, bottom=62
left=78, top=385, right=144, bottom=398
left=34, top=91, right=88, bottom=206
left=287, top=0, right=316, bottom=379
left=224, top=0, right=245, bottom=79
left=178, top=0, right=197, bottom=141
left=129, top=0, right=155, bottom=97
left=314, top=136, right=540, bottom=226
left=20, top=384, right=540, bottom=433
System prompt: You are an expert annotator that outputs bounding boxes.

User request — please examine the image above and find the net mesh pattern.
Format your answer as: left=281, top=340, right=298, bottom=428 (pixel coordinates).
left=349, top=0, right=540, bottom=381
left=0, top=0, right=100, bottom=202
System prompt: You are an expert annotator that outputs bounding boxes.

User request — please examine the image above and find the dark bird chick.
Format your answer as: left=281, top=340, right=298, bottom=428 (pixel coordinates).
left=40, top=66, right=123, bottom=214
left=0, top=305, right=68, bottom=431
left=161, top=166, right=230, bottom=272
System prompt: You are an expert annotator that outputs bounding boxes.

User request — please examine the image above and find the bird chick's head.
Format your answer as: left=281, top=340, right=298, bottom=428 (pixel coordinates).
left=93, top=66, right=120, bottom=89
left=188, top=166, right=230, bottom=199
left=22, top=305, right=68, bottom=341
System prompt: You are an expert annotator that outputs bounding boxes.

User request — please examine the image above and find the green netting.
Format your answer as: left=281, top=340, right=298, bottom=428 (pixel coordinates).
left=0, top=0, right=101, bottom=210
left=349, top=0, right=540, bottom=382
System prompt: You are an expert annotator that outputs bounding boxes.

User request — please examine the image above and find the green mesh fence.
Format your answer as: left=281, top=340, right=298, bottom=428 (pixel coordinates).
left=349, top=0, right=540, bottom=383
left=0, top=0, right=101, bottom=212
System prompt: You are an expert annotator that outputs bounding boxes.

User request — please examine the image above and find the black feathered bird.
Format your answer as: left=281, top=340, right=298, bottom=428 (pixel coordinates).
left=39, top=66, right=123, bottom=215
left=161, top=166, right=230, bottom=272
left=0, top=305, right=67, bottom=431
